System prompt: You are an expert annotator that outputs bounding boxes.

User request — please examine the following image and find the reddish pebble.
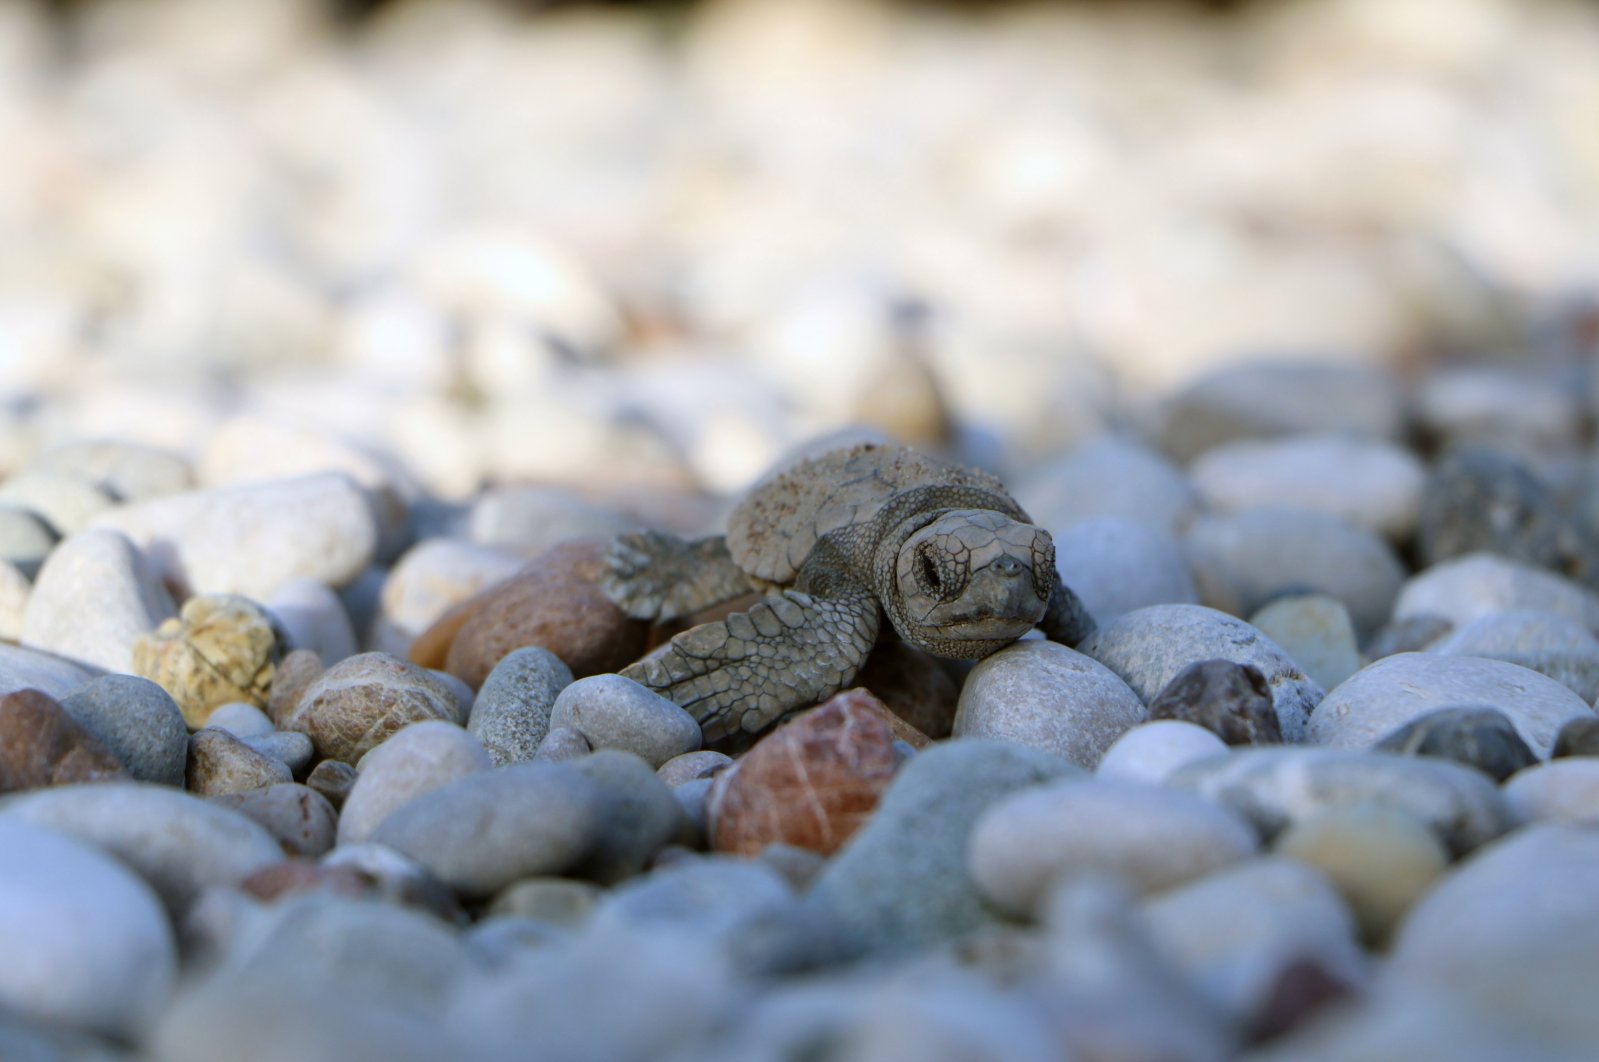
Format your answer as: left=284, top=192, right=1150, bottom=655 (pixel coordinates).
left=0, top=688, right=127, bottom=792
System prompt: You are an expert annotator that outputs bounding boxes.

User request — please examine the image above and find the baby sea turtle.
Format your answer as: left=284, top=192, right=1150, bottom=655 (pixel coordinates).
left=602, top=442, right=1094, bottom=741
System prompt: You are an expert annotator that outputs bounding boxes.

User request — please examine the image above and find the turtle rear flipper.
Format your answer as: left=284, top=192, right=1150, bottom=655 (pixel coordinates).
left=601, top=531, right=755, bottom=622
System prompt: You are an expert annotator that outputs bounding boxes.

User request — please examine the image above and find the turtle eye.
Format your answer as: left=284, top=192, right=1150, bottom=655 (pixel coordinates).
left=917, top=547, right=943, bottom=596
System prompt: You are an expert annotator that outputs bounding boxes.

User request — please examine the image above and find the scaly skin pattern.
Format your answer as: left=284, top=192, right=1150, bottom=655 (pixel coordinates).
left=600, top=531, right=755, bottom=622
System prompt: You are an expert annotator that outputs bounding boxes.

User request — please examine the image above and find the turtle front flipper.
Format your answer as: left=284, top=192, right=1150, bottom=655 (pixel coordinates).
left=600, top=531, right=757, bottom=622
left=619, top=584, right=880, bottom=742
left=1040, top=570, right=1096, bottom=646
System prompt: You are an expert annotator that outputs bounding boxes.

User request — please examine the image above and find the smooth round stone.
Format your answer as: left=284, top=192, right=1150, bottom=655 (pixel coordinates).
left=1154, top=360, right=1403, bottom=463
left=1014, top=435, right=1199, bottom=538
left=1188, top=433, right=1425, bottom=541
left=20, top=529, right=175, bottom=674
left=338, top=720, right=493, bottom=846
left=304, top=758, right=358, bottom=808
left=548, top=674, right=702, bottom=769
left=466, top=646, right=573, bottom=767
left=59, top=675, right=188, bottom=786
left=1051, top=517, right=1198, bottom=621
left=590, top=856, right=796, bottom=942
left=952, top=641, right=1146, bottom=768
left=0, top=783, right=281, bottom=914
left=0, top=504, right=58, bottom=579
left=970, top=777, right=1259, bottom=918
left=241, top=731, right=313, bottom=775
left=534, top=726, right=592, bottom=763
left=0, top=820, right=175, bottom=1040
left=657, top=750, right=734, bottom=788
left=266, top=578, right=358, bottom=664
left=802, top=740, right=1075, bottom=959
left=566, top=750, right=687, bottom=884
left=674, top=777, right=714, bottom=838
left=1553, top=716, right=1599, bottom=758
left=0, top=687, right=126, bottom=790
left=1429, top=609, right=1599, bottom=703
left=1393, top=552, right=1599, bottom=632
left=1272, top=805, right=1450, bottom=946
left=90, top=473, right=380, bottom=600
left=1184, top=507, right=1403, bottom=638
left=1078, top=604, right=1324, bottom=743
left=212, top=783, right=339, bottom=858
left=1169, top=747, right=1511, bottom=856
left=1503, top=760, right=1599, bottom=825
left=1248, top=593, right=1361, bottom=693
left=835, top=975, right=1066, bottom=1062
left=425, top=669, right=474, bottom=725
left=1096, top=720, right=1230, bottom=784
left=1147, top=659, right=1282, bottom=745
left=1373, top=706, right=1538, bottom=782
left=281, top=652, right=460, bottom=764
left=0, top=643, right=97, bottom=700
left=0, top=473, right=115, bottom=536
left=1311, top=652, right=1592, bottom=757
left=1414, top=365, right=1583, bottom=454
left=1390, top=825, right=1599, bottom=1051
left=26, top=440, right=192, bottom=503
left=468, top=484, right=635, bottom=556
left=1140, top=856, right=1367, bottom=1023
left=487, top=877, right=601, bottom=926
left=186, top=729, right=294, bottom=796
left=370, top=761, right=607, bottom=899
left=371, top=538, right=525, bottom=657
left=204, top=702, right=275, bottom=738
left=0, top=559, right=26, bottom=641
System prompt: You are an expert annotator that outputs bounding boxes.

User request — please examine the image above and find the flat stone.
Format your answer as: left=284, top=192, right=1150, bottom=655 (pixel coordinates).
left=1169, top=746, right=1512, bottom=856
left=1503, top=759, right=1599, bottom=825
left=59, top=675, right=188, bottom=786
left=0, top=820, right=175, bottom=1041
left=280, top=652, right=460, bottom=763
left=266, top=578, right=358, bottom=664
left=370, top=761, right=607, bottom=899
left=549, top=673, right=703, bottom=768
left=132, top=593, right=282, bottom=728
left=1096, top=720, right=1230, bottom=784
left=1393, top=552, right=1599, bottom=632
left=1051, top=517, right=1199, bottom=622
left=1147, top=659, right=1282, bottom=745
left=0, top=688, right=127, bottom=792
left=186, top=728, right=294, bottom=796
left=211, top=783, right=339, bottom=858
left=1311, top=652, right=1592, bottom=757
left=338, top=719, right=493, bottom=846
left=1184, top=507, right=1403, bottom=639
left=21, top=529, right=175, bottom=673
left=1372, top=706, right=1538, bottom=782
left=1248, top=593, right=1361, bottom=693
left=1078, top=604, right=1324, bottom=743
left=1429, top=608, right=1599, bottom=702
left=565, top=749, right=686, bottom=885
left=970, top=776, right=1259, bottom=919
left=465, top=645, right=573, bottom=766
left=1189, top=433, right=1425, bottom=541
left=952, top=641, right=1147, bottom=768
left=1014, top=435, right=1200, bottom=538
left=803, top=739, right=1075, bottom=959
left=91, top=473, right=380, bottom=600
left=0, top=504, right=58, bottom=579
left=0, top=782, right=282, bottom=914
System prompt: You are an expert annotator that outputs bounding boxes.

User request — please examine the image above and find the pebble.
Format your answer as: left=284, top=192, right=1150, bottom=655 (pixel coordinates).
left=1414, top=365, right=1583, bottom=455
left=1014, top=434, right=1200, bottom=538
left=549, top=673, right=703, bottom=768
left=467, top=483, right=636, bottom=555
left=0, top=473, right=116, bottom=535
left=0, top=688, right=127, bottom=792
left=0, top=559, right=26, bottom=641
left=437, top=538, right=648, bottom=687
left=566, top=749, right=688, bottom=884
left=1154, top=360, right=1402, bottom=462
left=26, top=440, right=192, bottom=503
left=1271, top=805, right=1450, bottom=946
left=1147, top=658, right=1283, bottom=745
left=304, top=758, right=358, bottom=808
left=951, top=640, right=1147, bottom=768
left=1248, top=593, right=1361, bottom=692
left=0, top=819, right=175, bottom=1041
left=204, top=702, right=275, bottom=737
left=707, top=692, right=901, bottom=856
left=969, top=776, right=1259, bottom=919
left=0, top=503, right=58, bottom=579
left=265, top=648, right=324, bottom=725
left=1372, top=705, right=1538, bottom=782
left=370, top=761, right=607, bottom=899
left=1078, top=604, right=1324, bottom=743
left=372, top=538, right=525, bottom=656
left=803, top=739, right=1074, bottom=959
left=91, top=473, right=380, bottom=600
left=1428, top=608, right=1599, bottom=702
left=0, top=642, right=98, bottom=699
left=1389, top=824, right=1599, bottom=1053
left=1188, top=433, right=1425, bottom=541
left=1184, top=507, right=1404, bottom=638
left=0, top=782, right=282, bottom=914
left=429, top=669, right=476, bottom=724
left=186, top=728, right=294, bottom=796
left=265, top=578, right=358, bottom=664
left=319, top=844, right=463, bottom=923
left=1393, top=551, right=1599, bottom=632
left=852, top=640, right=960, bottom=740
left=1140, top=856, right=1367, bottom=1026
left=1552, top=716, right=1599, bottom=758
left=1502, top=759, right=1599, bottom=825
left=657, top=749, right=734, bottom=787
left=1051, top=517, right=1199, bottom=621
left=280, top=651, right=462, bottom=763
left=338, top=720, right=493, bottom=846
left=132, top=593, right=282, bottom=728
left=1311, top=652, right=1592, bottom=757
left=674, top=776, right=714, bottom=839
left=58, top=675, right=188, bottom=786
left=534, top=726, right=593, bottom=762
left=1096, top=720, right=1230, bottom=784
left=487, top=877, right=601, bottom=926
left=465, top=645, right=573, bottom=766
left=589, top=856, right=797, bottom=944
left=1169, top=746, right=1512, bottom=856
left=212, top=783, right=340, bottom=857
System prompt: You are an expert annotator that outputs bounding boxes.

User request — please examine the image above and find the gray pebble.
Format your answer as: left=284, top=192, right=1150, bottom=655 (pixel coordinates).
left=1249, top=593, right=1361, bottom=692
left=1429, top=608, right=1599, bottom=703
left=240, top=730, right=314, bottom=776
left=1393, top=551, right=1599, bottom=632
left=1051, top=517, right=1198, bottom=622
left=549, top=674, right=702, bottom=768
left=658, top=750, right=734, bottom=788
left=21, top=527, right=175, bottom=674
left=674, top=776, right=714, bottom=840
left=59, top=675, right=187, bottom=786
left=428, top=669, right=475, bottom=725
left=466, top=646, right=572, bottom=766
left=1014, top=435, right=1199, bottom=538
left=0, top=504, right=58, bottom=579
left=534, top=726, right=592, bottom=763
left=339, top=720, right=493, bottom=846
left=0, top=642, right=98, bottom=700
left=1502, top=759, right=1599, bottom=825
left=26, top=440, right=192, bottom=504
left=1364, top=612, right=1454, bottom=660
left=1373, top=706, right=1537, bottom=782
left=1096, top=720, right=1230, bottom=784
left=464, top=916, right=569, bottom=968
left=211, top=783, right=338, bottom=858
left=204, top=702, right=275, bottom=737
left=566, top=749, right=687, bottom=884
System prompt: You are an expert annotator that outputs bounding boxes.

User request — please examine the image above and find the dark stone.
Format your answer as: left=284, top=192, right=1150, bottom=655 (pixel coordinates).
left=0, top=688, right=128, bottom=793
left=1552, top=716, right=1599, bottom=760
left=1374, top=706, right=1537, bottom=782
left=1246, top=955, right=1360, bottom=1045
left=854, top=640, right=961, bottom=740
left=1148, top=659, right=1282, bottom=745
left=1364, top=613, right=1453, bottom=660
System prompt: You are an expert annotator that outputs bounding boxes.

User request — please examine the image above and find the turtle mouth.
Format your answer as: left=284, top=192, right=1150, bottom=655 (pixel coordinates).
left=937, top=615, right=1039, bottom=640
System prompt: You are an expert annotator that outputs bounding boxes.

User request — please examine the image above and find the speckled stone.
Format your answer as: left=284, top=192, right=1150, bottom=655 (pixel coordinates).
left=465, top=646, right=573, bottom=766
left=280, top=652, right=461, bottom=764
left=186, top=728, right=294, bottom=796
left=132, top=593, right=283, bottom=728
left=0, top=688, right=127, bottom=793
left=1373, top=706, right=1538, bottom=783
left=58, top=675, right=187, bottom=787
left=1147, top=659, right=1282, bottom=745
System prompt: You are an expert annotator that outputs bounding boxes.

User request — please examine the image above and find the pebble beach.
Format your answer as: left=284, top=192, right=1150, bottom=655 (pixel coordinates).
left=4, top=0, right=1599, bottom=1058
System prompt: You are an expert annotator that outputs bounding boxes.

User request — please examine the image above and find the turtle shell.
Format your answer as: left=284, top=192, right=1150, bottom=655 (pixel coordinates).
left=726, top=443, right=1014, bottom=584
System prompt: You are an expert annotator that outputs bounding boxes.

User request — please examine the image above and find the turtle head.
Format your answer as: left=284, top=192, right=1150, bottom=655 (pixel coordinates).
left=883, top=508, right=1054, bottom=657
